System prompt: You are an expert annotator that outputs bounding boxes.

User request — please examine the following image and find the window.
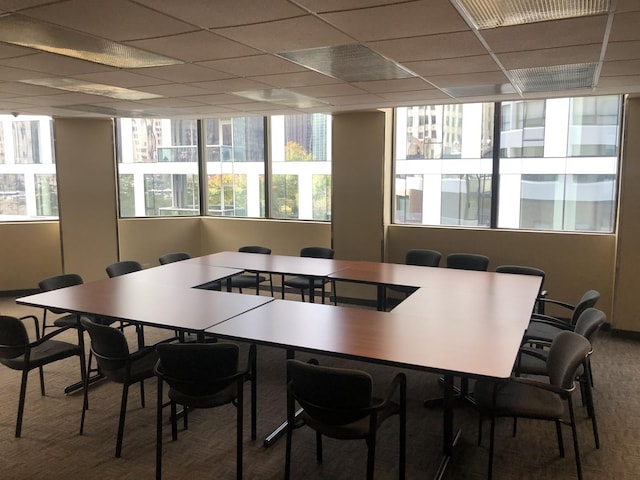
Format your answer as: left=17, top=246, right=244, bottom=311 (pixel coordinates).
left=394, top=95, right=621, bottom=232
left=116, top=114, right=332, bottom=221
left=0, top=115, right=57, bottom=220
left=117, top=118, right=200, bottom=217
left=394, top=103, right=494, bottom=227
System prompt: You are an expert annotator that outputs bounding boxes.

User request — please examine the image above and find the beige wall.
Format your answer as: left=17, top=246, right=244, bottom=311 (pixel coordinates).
left=0, top=222, right=61, bottom=290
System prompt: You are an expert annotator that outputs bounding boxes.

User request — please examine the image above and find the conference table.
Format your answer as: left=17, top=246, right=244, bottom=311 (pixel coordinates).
left=17, top=251, right=541, bottom=479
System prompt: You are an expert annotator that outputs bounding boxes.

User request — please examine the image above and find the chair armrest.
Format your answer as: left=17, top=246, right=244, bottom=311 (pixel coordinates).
left=536, top=297, right=575, bottom=311
left=510, top=376, right=574, bottom=396
left=29, top=325, right=76, bottom=347
left=530, top=313, right=572, bottom=329
left=19, top=314, right=41, bottom=339
left=376, top=372, right=406, bottom=409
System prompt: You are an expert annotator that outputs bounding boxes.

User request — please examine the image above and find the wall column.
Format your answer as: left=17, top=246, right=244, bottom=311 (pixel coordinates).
left=54, top=118, right=119, bottom=282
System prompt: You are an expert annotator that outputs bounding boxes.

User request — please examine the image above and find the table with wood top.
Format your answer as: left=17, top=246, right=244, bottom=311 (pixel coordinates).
left=17, top=252, right=541, bottom=479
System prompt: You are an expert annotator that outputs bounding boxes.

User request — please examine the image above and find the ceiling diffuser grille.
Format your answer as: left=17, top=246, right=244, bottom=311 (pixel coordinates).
left=509, top=63, right=597, bottom=92
left=453, top=0, right=610, bottom=29
left=277, top=44, right=416, bottom=82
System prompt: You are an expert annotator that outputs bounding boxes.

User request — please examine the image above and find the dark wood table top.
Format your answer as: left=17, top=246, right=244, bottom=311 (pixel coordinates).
left=18, top=272, right=273, bottom=334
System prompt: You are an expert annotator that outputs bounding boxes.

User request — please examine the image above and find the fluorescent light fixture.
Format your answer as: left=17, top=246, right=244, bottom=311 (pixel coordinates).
left=232, top=89, right=328, bottom=108
left=509, top=63, right=597, bottom=92
left=20, top=78, right=162, bottom=100
left=453, top=0, right=611, bottom=29
left=0, top=14, right=181, bottom=68
left=277, top=44, right=416, bottom=82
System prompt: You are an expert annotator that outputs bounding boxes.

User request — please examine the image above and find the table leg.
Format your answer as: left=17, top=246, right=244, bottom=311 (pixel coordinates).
left=434, top=374, right=462, bottom=480
left=308, top=278, right=315, bottom=303
left=377, top=284, right=386, bottom=311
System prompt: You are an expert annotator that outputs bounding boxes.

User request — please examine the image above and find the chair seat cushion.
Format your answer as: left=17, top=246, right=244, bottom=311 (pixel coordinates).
left=300, top=398, right=400, bottom=440
left=168, top=382, right=237, bottom=409
left=474, top=380, right=565, bottom=420
left=524, top=322, right=565, bottom=342
left=1, top=340, right=80, bottom=370
left=284, top=276, right=327, bottom=290
left=106, top=350, right=158, bottom=383
left=231, top=273, right=267, bottom=288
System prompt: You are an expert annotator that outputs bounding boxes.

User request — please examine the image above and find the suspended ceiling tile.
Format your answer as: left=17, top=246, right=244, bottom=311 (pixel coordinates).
left=294, top=0, right=409, bottom=13
left=321, top=93, right=387, bottom=106
left=370, top=31, right=487, bottom=63
left=604, top=41, right=640, bottom=61
left=181, top=93, right=252, bottom=106
left=72, top=71, right=170, bottom=88
left=404, top=55, right=501, bottom=76
left=15, top=92, right=112, bottom=106
left=600, top=60, right=640, bottom=76
left=188, top=77, right=272, bottom=93
left=0, top=64, right=51, bottom=81
left=497, top=44, right=603, bottom=70
left=127, top=31, right=260, bottom=63
left=22, top=0, right=196, bottom=42
left=320, top=1, right=468, bottom=42
left=197, top=55, right=306, bottom=77
left=352, top=77, right=434, bottom=94
left=289, top=83, right=368, bottom=98
left=135, top=0, right=306, bottom=28
left=480, top=16, right=608, bottom=53
left=427, top=71, right=510, bottom=88
left=135, top=83, right=213, bottom=97
left=135, top=63, right=233, bottom=83
left=214, top=15, right=354, bottom=53
left=377, top=89, right=450, bottom=102
left=249, top=71, right=340, bottom=89
left=609, top=10, right=640, bottom=42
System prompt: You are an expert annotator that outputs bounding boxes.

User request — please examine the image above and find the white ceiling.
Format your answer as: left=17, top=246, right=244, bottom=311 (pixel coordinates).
left=0, top=0, right=639, bottom=118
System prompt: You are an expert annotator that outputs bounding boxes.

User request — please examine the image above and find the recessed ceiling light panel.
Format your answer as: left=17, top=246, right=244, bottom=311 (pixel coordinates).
left=0, top=14, right=181, bottom=68
left=277, top=44, right=416, bottom=82
left=20, top=78, right=162, bottom=100
left=232, top=89, right=327, bottom=108
left=509, top=63, right=597, bottom=92
left=453, top=0, right=610, bottom=29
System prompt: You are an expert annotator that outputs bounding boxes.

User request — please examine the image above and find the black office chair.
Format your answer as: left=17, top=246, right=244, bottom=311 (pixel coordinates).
left=446, top=253, right=490, bottom=271
left=0, top=314, right=84, bottom=437
left=495, top=264, right=547, bottom=313
left=106, top=260, right=142, bottom=277
left=80, top=318, right=167, bottom=458
left=230, top=246, right=274, bottom=295
left=38, top=273, right=85, bottom=335
left=285, top=359, right=406, bottom=480
left=475, top=331, right=592, bottom=480
left=283, top=247, right=337, bottom=305
left=105, top=260, right=145, bottom=347
left=158, top=252, right=191, bottom=265
left=387, top=249, right=442, bottom=306
left=155, top=342, right=256, bottom=480
left=524, top=289, right=600, bottom=344
left=516, top=307, right=606, bottom=450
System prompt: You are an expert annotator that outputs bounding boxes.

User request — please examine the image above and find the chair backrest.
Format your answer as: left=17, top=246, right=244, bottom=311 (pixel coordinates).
left=446, top=253, right=490, bottom=271
left=106, top=260, right=142, bottom=278
left=546, top=331, right=592, bottom=390
left=495, top=265, right=546, bottom=293
left=80, top=318, right=131, bottom=378
left=0, top=315, right=29, bottom=360
left=158, top=252, right=191, bottom=265
left=238, top=245, right=271, bottom=254
left=300, top=247, right=334, bottom=259
left=156, top=343, right=240, bottom=396
left=571, top=290, right=600, bottom=325
left=38, top=273, right=84, bottom=314
left=405, top=249, right=442, bottom=267
left=287, top=359, right=373, bottom=425
left=574, top=307, right=606, bottom=343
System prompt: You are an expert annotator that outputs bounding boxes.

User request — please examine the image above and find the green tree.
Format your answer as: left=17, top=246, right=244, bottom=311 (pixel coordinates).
left=285, top=141, right=313, bottom=161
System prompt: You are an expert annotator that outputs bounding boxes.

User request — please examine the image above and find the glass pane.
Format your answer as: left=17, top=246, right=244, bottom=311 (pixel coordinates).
left=271, top=114, right=331, bottom=220
left=204, top=116, right=265, bottom=217
left=0, top=115, right=57, bottom=221
left=117, top=118, right=200, bottom=217
left=501, top=100, right=545, bottom=158
left=498, top=96, right=620, bottom=232
left=394, top=103, right=493, bottom=227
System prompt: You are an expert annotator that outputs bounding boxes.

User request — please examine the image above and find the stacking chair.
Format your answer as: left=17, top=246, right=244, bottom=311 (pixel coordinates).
left=446, top=253, right=490, bottom=271
left=516, top=307, right=606, bottom=449
left=105, top=260, right=145, bottom=347
left=80, top=317, right=167, bottom=458
left=524, top=289, right=600, bottom=344
left=106, top=260, right=142, bottom=278
left=230, top=246, right=274, bottom=295
left=475, top=331, right=591, bottom=480
left=285, top=359, right=406, bottom=480
left=495, top=264, right=547, bottom=313
left=283, top=247, right=337, bottom=305
left=38, top=273, right=85, bottom=335
left=387, top=249, right=442, bottom=301
left=155, top=342, right=256, bottom=480
left=158, top=252, right=191, bottom=265
left=0, top=314, right=84, bottom=437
